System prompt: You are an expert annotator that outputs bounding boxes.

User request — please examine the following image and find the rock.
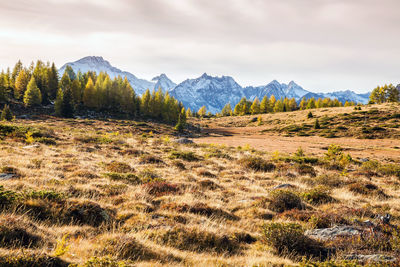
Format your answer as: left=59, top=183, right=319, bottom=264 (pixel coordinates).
left=273, top=184, right=295, bottom=190
left=360, top=158, right=369, bottom=162
left=344, top=254, right=396, bottom=263
left=174, top=138, right=194, bottom=144
left=305, top=226, right=361, bottom=241
left=0, top=173, right=16, bottom=180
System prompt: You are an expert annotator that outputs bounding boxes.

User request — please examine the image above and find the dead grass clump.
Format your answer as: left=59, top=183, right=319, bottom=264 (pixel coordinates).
left=99, top=235, right=161, bottom=261
left=162, top=202, right=238, bottom=220
left=268, top=190, right=303, bottom=213
left=169, top=151, right=201, bottom=162
left=105, top=161, right=134, bottom=173
left=0, top=216, right=43, bottom=248
left=143, top=181, right=180, bottom=197
left=0, top=252, right=69, bottom=267
left=139, top=155, right=164, bottom=165
left=262, top=222, right=327, bottom=260
left=238, top=156, right=276, bottom=172
left=171, top=160, right=186, bottom=170
left=149, top=226, right=242, bottom=254
left=348, top=182, right=388, bottom=198
left=196, top=169, right=216, bottom=178
left=302, top=174, right=345, bottom=188
left=119, top=148, right=145, bottom=156
left=279, top=209, right=316, bottom=222
left=198, top=179, right=221, bottom=190
left=71, top=170, right=99, bottom=179
left=295, top=163, right=317, bottom=177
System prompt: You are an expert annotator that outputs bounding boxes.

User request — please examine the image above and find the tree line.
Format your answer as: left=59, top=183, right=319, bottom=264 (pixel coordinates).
left=209, top=95, right=356, bottom=117
left=369, top=84, right=400, bottom=104
left=0, top=60, right=186, bottom=126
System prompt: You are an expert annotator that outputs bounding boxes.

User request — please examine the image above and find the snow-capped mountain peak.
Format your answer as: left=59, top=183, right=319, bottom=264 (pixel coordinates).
left=151, top=74, right=177, bottom=92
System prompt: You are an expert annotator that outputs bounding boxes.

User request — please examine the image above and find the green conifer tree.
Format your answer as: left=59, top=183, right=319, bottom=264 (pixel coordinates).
left=1, top=104, right=13, bottom=121
left=24, top=77, right=42, bottom=107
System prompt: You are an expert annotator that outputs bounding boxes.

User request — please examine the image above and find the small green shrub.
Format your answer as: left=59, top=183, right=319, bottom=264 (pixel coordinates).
left=149, top=227, right=241, bottom=254
left=169, top=151, right=200, bottom=161
left=238, top=156, right=276, bottom=172
left=0, top=186, right=19, bottom=207
left=268, top=190, right=303, bottom=213
left=103, top=173, right=141, bottom=185
left=295, top=163, right=317, bottom=177
left=262, top=222, right=326, bottom=259
left=139, top=155, right=164, bottom=164
left=301, top=187, right=335, bottom=205
left=0, top=253, right=69, bottom=267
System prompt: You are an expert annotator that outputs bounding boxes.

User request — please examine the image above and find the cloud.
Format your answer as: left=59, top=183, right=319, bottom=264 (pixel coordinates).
left=0, top=0, right=399, bottom=92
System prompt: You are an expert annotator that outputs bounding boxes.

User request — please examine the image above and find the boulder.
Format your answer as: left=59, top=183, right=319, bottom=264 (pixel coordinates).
left=305, top=226, right=361, bottom=241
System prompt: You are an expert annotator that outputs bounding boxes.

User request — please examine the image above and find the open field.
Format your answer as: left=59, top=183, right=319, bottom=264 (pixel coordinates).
left=0, top=104, right=399, bottom=266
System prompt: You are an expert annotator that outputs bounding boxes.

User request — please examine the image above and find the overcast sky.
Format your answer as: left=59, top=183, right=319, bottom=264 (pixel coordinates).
left=0, top=0, right=399, bottom=93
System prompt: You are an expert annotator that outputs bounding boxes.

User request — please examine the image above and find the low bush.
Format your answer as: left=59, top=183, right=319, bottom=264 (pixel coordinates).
left=62, top=200, right=114, bottom=227
left=238, top=156, right=276, bottom=172
left=301, top=187, right=335, bottom=205
left=105, top=162, right=134, bottom=173
left=169, top=151, right=201, bottom=161
left=149, top=226, right=241, bottom=254
left=268, top=190, right=303, bottom=213
left=262, top=222, right=326, bottom=259
left=139, top=155, right=164, bottom=165
left=103, top=172, right=141, bottom=185
left=0, top=252, right=69, bottom=267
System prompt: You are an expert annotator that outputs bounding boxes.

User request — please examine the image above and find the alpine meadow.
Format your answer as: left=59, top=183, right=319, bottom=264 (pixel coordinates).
left=1, top=1, right=400, bottom=266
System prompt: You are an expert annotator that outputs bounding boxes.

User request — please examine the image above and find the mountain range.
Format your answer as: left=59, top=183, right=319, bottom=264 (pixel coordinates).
left=59, top=56, right=371, bottom=113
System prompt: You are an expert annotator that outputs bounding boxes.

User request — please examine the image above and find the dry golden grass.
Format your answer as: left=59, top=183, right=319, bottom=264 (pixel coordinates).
left=0, top=105, right=399, bottom=266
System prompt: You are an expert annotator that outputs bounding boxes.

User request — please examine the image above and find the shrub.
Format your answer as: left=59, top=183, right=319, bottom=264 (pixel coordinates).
left=1, top=105, right=13, bottom=121
left=262, top=223, right=326, bottom=259
left=0, top=253, right=69, bottom=267
left=75, top=256, right=127, bottom=267
left=295, top=163, right=317, bottom=177
left=24, top=190, right=65, bottom=202
left=268, top=190, right=303, bottom=213
left=238, top=156, right=276, bottom=172
left=0, top=185, right=18, bottom=208
left=103, top=173, right=141, bottom=185
left=169, top=151, right=200, bottom=161
left=149, top=227, right=241, bottom=254
left=139, top=155, right=164, bottom=164
left=62, top=200, right=113, bottom=227
left=307, top=112, right=314, bottom=118
left=105, top=162, right=133, bottom=173
left=196, top=169, right=216, bottom=178
left=301, top=187, right=335, bottom=205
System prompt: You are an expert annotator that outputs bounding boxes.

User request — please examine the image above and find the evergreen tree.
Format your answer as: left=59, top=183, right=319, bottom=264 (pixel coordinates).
left=47, top=63, right=59, bottom=100
left=24, top=77, right=42, bottom=107
left=307, top=111, right=313, bottom=118
left=64, top=65, right=77, bottom=81
left=387, top=84, right=399, bottom=102
left=221, top=103, right=232, bottom=116
left=141, top=89, right=151, bottom=117
left=32, top=60, right=49, bottom=104
left=83, top=78, right=97, bottom=109
left=299, top=97, right=307, bottom=110
left=260, top=96, right=269, bottom=113
left=198, top=106, right=207, bottom=117
left=250, top=97, right=261, bottom=114
left=306, top=98, right=316, bottom=109
left=273, top=99, right=284, bottom=112
left=0, top=73, right=6, bottom=103
left=54, top=88, right=63, bottom=117
left=174, top=113, right=185, bottom=132
left=1, top=104, right=13, bottom=121
left=14, top=69, right=30, bottom=99
left=61, top=86, right=74, bottom=118
left=314, top=118, right=320, bottom=129
left=269, top=95, right=276, bottom=110
left=11, top=60, right=23, bottom=89
left=71, top=79, right=82, bottom=107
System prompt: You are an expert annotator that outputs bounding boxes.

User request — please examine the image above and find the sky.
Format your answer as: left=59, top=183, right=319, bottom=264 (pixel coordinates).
left=0, top=0, right=399, bottom=93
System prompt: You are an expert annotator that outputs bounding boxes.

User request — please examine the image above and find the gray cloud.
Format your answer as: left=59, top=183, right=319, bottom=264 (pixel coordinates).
left=0, top=0, right=399, bottom=92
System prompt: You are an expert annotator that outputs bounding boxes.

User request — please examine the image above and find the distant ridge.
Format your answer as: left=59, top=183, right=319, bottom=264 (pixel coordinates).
left=59, top=56, right=371, bottom=113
